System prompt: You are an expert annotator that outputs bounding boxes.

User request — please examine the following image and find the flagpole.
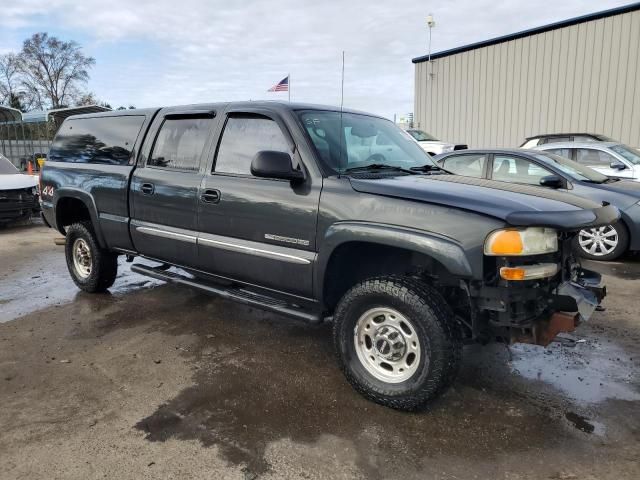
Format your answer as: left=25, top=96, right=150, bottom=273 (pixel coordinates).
left=288, top=73, right=291, bottom=102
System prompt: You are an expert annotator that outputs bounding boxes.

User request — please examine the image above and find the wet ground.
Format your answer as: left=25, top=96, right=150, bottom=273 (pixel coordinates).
left=1, top=220, right=639, bottom=479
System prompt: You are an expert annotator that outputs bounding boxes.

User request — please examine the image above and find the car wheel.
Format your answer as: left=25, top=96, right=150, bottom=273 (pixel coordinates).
left=575, top=223, right=629, bottom=261
left=65, top=221, right=118, bottom=292
left=333, top=276, right=462, bottom=411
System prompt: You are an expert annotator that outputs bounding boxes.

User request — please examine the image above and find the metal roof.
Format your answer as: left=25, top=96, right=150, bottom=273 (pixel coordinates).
left=0, top=106, right=23, bottom=123
left=20, top=105, right=112, bottom=123
left=412, top=2, right=640, bottom=64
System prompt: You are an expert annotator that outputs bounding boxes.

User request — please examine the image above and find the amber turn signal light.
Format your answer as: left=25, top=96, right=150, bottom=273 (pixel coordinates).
left=500, top=263, right=559, bottom=281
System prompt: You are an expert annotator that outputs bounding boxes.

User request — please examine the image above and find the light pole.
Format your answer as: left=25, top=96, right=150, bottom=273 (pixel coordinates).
left=427, top=14, right=435, bottom=78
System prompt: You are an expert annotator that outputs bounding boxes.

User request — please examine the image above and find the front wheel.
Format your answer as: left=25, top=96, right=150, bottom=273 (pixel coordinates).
left=65, top=222, right=118, bottom=292
left=333, top=276, right=462, bottom=411
left=576, top=223, right=629, bottom=261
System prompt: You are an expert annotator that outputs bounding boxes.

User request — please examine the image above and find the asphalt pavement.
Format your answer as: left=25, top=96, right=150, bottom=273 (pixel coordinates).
left=1, top=220, right=639, bottom=479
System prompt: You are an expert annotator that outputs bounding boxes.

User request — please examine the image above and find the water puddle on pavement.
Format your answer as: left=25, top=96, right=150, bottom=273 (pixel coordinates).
left=0, top=254, right=162, bottom=323
left=509, top=339, right=639, bottom=405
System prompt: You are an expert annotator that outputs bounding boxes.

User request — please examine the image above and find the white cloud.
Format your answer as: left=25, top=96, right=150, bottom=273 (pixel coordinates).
left=0, top=0, right=632, bottom=118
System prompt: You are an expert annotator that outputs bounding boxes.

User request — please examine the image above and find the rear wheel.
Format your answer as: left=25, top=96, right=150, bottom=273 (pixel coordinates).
left=333, top=276, right=462, bottom=411
left=576, top=223, right=629, bottom=261
left=65, top=222, right=118, bottom=292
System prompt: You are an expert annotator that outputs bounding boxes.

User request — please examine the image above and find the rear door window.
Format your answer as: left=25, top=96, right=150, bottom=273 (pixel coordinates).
left=546, top=148, right=573, bottom=159
left=214, top=116, right=289, bottom=175
left=49, top=115, right=145, bottom=165
left=148, top=117, right=214, bottom=171
left=441, top=154, right=487, bottom=178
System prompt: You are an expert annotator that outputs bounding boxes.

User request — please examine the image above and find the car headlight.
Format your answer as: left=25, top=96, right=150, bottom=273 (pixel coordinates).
left=484, top=227, right=558, bottom=256
left=32, top=187, right=38, bottom=195
left=442, top=145, right=454, bottom=152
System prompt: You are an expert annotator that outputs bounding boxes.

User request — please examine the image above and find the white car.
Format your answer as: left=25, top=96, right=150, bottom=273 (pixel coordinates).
left=405, top=129, right=467, bottom=156
left=531, top=142, right=640, bottom=181
left=0, top=153, right=40, bottom=225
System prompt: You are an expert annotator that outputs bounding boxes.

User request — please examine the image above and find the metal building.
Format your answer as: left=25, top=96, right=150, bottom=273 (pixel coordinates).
left=412, top=3, right=640, bottom=149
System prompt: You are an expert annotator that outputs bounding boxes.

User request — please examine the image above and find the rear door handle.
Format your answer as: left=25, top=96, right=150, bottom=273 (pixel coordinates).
left=141, top=183, right=155, bottom=195
left=201, top=189, right=221, bottom=204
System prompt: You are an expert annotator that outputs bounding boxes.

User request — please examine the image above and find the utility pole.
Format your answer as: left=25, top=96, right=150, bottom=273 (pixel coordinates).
left=427, top=14, right=436, bottom=79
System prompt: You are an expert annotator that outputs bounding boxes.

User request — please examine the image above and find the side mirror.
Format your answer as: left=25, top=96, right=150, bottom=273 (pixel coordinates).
left=251, top=150, right=304, bottom=182
left=610, top=160, right=627, bottom=170
left=539, top=174, right=563, bottom=189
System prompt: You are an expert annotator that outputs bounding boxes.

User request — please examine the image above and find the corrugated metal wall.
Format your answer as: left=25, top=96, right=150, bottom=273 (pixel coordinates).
left=414, top=9, right=640, bottom=148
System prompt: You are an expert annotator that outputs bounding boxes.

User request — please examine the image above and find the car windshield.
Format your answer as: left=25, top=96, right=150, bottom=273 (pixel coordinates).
left=407, top=129, right=439, bottom=142
left=297, top=111, right=437, bottom=173
left=610, top=144, right=640, bottom=165
left=0, top=155, right=19, bottom=174
left=533, top=152, right=609, bottom=183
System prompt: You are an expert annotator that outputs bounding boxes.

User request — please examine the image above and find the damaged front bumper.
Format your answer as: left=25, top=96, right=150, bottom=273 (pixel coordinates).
left=476, top=267, right=606, bottom=347
left=516, top=268, right=605, bottom=346
left=554, top=268, right=604, bottom=322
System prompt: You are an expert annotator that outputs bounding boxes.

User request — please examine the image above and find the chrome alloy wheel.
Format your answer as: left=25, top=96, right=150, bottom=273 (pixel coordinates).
left=578, top=225, right=619, bottom=257
left=354, top=307, right=423, bottom=383
left=72, top=238, right=93, bottom=278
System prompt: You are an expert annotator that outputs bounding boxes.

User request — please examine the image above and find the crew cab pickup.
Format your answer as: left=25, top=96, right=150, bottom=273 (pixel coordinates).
left=41, top=102, right=616, bottom=410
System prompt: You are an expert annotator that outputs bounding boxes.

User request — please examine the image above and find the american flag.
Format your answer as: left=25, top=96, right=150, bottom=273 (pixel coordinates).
left=268, top=76, right=289, bottom=92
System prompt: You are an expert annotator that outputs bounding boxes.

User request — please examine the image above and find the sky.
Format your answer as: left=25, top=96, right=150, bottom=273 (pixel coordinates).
left=0, top=0, right=634, bottom=119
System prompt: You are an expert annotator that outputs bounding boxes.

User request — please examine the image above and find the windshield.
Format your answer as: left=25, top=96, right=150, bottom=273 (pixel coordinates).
left=407, top=129, right=439, bottom=142
left=0, top=154, right=19, bottom=174
left=297, top=111, right=437, bottom=173
left=533, top=152, right=609, bottom=183
left=610, top=144, right=640, bottom=165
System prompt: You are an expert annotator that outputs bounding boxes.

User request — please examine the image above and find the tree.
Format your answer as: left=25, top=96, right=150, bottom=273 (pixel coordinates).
left=75, top=92, right=99, bottom=107
left=17, top=32, right=95, bottom=110
left=0, top=54, right=22, bottom=109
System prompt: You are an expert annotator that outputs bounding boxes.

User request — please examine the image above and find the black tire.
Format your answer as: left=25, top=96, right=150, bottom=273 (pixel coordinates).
left=574, top=222, right=629, bottom=261
left=333, top=276, right=462, bottom=411
left=65, top=221, right=118, bottom=292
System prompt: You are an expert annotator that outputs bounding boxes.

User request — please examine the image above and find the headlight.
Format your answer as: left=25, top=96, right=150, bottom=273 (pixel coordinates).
left=32, top=187, right=37, bottom=195
left=484, top=227, right=558, bottom=256
left=442, top=145, right=454, bottom=152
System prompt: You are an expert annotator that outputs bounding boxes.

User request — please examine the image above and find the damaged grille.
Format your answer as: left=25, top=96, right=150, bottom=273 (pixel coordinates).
left=0, top=187, right=38, bottom=219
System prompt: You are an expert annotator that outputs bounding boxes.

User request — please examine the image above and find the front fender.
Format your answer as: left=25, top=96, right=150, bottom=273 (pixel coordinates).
left=314, top=221, right=474, bottom=300
left=53, top=188, right=107, bottom=248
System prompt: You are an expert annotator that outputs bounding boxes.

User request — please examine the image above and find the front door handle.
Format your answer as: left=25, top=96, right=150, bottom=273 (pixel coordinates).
left=141, top=183, right=155, bottom=195
left=201, top=189, right=221, bottom=204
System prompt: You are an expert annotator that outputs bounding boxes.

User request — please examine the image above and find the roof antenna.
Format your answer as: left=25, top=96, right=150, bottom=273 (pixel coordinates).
left=339, top=50, right=345, bottom=173
left=340, top=51, right=345, bottom=111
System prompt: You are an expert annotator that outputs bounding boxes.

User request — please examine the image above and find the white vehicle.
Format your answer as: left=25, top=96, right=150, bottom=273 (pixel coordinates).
left=531, top=142, right=640, bottom=181
left=0, top=154, right=39, bottom=225
left=405, top=129, right=467, bottom=156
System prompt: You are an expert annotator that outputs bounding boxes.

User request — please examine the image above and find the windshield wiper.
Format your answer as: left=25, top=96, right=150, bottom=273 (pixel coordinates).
left=344, top=164, right=418, bottom=175
left=409, top=164, right=443, bottom=173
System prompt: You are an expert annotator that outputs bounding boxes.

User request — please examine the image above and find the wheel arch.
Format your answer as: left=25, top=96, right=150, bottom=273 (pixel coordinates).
left=315, top=222, right=474, bottom=312
left=54, top=188, right=106, bottom=247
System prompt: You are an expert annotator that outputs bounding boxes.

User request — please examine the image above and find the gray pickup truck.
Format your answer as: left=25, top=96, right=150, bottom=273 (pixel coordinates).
left=40, top=102, right=616, bottom=410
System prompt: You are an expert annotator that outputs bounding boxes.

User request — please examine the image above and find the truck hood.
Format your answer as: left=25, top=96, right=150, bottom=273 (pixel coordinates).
left=349, top=174, right=619, bottom=230
left=0, top=173, right=38, bottom=191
